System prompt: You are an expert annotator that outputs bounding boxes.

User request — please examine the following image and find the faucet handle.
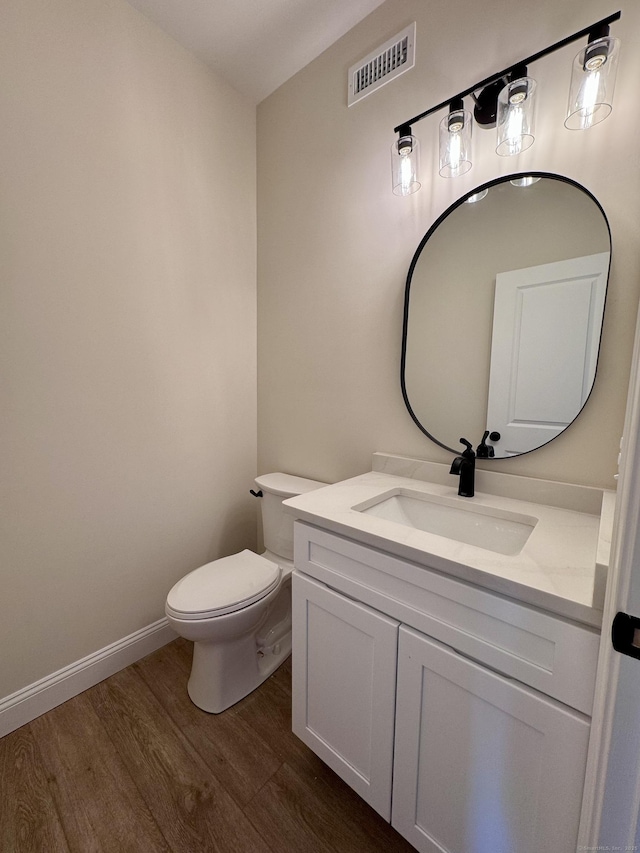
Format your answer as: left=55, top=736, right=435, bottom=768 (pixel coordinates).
left=476, top=430, right=494, bottom=458
left=458, top=437, right=475, bottom=458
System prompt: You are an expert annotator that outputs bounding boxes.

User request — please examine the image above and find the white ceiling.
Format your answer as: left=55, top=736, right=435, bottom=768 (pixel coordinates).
left=126, top=0, right=387, bottom=104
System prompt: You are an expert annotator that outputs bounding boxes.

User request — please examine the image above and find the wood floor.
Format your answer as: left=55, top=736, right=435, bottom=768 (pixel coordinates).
left=0, top=639, right=415, bottom=852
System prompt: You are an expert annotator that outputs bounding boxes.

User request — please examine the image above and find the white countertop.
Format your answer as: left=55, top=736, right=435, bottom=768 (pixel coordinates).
left=284, top=457, right=614, bottom=629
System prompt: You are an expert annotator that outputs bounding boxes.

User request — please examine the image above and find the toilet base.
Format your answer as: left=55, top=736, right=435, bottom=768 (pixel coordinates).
left=187, top=630, right=291, bottom=713
left=167, top=560, right=294, bottom=714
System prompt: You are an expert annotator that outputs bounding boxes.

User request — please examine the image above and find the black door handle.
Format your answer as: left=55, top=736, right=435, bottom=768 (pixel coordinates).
left=612, top=612, right=640, bottom=660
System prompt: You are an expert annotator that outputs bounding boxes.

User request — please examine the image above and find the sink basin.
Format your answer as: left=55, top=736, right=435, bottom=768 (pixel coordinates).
left=354, top=488, right=537, bottom=556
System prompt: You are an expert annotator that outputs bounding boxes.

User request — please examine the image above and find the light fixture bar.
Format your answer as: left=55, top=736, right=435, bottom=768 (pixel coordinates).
left=393, top=11, right=621, bottom=135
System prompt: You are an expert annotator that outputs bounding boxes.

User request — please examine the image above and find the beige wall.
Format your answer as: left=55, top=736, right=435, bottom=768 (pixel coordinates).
left=0, top=0, right=257, bottom=698
left=257, top=0, right=640, bottom=489
left=2, top=0, right=639, bottom=705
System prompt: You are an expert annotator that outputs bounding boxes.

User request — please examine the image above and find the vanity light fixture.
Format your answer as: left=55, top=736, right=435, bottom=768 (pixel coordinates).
left=439, top=98, right=472, bottom=178
left=391, top=11, right=621, bottom=192
left=496, top=66, right=537, bottom=156
left=565, top=23, right=620, bottom=130
left=391, top=125, right=421, bottom=195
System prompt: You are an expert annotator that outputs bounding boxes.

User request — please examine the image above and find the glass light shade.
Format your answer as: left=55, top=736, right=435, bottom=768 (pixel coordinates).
left=438, top=109, right=472, bottom=178
left=391, top=135, right=420, bottom=196
left=496, top=77, right=537, bottom=156
left=565, top=37, right=620, bottom=130
left=466, top=188, right=489, bottom=204
left=510, top=176, right=541, bottom=187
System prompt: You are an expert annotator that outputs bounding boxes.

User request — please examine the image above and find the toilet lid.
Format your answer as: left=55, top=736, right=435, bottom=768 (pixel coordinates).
left=165, top=550, right=281, bottom=620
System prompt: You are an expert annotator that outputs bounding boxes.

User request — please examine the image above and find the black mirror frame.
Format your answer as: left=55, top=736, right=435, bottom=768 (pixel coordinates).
left=400, top=171, right=612, bottom=458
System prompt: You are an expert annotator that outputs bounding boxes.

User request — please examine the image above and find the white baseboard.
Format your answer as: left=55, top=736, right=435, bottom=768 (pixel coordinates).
left=0, top=618, right=177, bottom=739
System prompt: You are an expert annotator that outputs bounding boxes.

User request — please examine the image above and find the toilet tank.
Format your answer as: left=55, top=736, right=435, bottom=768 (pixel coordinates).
left=254, top=473, right=327, bottom=561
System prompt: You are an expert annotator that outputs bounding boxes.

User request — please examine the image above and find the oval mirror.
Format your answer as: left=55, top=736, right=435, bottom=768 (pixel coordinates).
left=401, top=173, right=611, bottom=458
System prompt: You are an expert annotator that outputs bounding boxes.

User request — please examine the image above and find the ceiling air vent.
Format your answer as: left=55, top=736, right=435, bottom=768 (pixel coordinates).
left=348, top=22, right=416, bottom=107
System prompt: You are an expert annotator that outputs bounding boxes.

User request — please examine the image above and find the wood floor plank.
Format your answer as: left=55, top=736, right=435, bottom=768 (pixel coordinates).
left=278, top=748, right=417, bottom=852
left=232, top=652, right=342, bottom=786
left=0, top=726, right=70, bottom=853
left=245, top=761, right=415, bottom=853
left=133, top=641, right=282, bottom=807
left=239, top=653, right=415, bottom=852
left=30, top=692, right=170, bottom=853
left=2, top=639, right=418, bottom=853
left=87, top=665, right=274, bottom=853
left=169, top=636, right=193, bottom=673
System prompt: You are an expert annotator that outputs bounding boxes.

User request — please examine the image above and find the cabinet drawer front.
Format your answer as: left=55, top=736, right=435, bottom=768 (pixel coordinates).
left=392, top=626, right=590, bottom=853
left=291, top=572, right=399, bottom=820
left=294, top=522, right=599, bottom=715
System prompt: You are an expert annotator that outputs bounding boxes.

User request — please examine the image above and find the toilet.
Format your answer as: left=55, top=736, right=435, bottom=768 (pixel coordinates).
left=165, top=473, right=326, bottom=713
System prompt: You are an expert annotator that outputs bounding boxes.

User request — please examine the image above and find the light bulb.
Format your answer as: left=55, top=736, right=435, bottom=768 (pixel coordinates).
left=504, top=104, right=525, bottom=154
left=448, top=131, right=462, bottom=173
left=575, top=70, right=604, bottom=128
left=496, top=77, right=536, bottom=157
left=391, top=134, right=420, bottom=195
left=439, top=106, right=472, bottom=178
left=399, top=151, right=413, bottom=194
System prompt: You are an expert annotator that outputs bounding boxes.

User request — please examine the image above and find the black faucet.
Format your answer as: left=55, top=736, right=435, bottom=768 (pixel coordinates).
left=450, top=438, right=476, bottom=497
left=475, top=430, right=494, bottom=458
left=476, top=429, right=501, bottom=458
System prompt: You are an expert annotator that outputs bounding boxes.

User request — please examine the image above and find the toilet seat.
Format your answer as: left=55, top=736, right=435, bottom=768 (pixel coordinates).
left=166, top=550, right=281, bottom=620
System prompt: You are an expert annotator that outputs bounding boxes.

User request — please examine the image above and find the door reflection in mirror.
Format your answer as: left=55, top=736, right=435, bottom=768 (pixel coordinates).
left=486, top=253, right=609, bottom=457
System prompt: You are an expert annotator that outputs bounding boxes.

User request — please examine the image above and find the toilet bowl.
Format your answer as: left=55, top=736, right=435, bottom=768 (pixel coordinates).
left=165, top=473, right=326, bottom=713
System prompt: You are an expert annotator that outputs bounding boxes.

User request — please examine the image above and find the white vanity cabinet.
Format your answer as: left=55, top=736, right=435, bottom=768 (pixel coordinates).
left=291, top=572, right=398, bottom=819
left=291, top=521, right=600, bottom=853
left=392, top=626, right=590, bottom=853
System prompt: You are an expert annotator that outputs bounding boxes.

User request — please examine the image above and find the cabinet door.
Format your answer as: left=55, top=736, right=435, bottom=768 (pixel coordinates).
left=292, top=572, right=399, bottom=820
left=392, top=626, right=590, bottom=853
